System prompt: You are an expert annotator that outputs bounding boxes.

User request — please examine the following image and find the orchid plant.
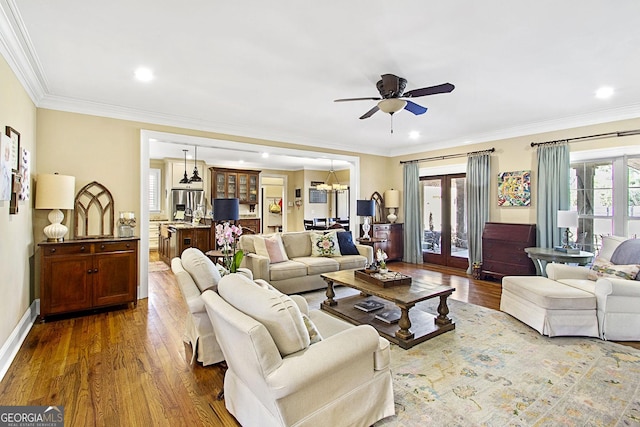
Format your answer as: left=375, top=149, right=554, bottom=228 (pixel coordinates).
left=215, top=223, right=244, bottom=273
left=376, top=248, right=388, bottom=270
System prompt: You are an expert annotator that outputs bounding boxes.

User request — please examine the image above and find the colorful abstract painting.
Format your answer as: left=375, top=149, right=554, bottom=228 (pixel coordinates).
left=497, top=170, right=531, bottom=206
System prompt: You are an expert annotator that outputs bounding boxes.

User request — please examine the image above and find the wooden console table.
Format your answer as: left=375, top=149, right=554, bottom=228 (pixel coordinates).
left=320, top=270, right=455, bottom=349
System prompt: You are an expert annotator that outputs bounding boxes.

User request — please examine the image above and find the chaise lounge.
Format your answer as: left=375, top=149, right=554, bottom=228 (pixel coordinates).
left=501, top=236, right=640, bottom=340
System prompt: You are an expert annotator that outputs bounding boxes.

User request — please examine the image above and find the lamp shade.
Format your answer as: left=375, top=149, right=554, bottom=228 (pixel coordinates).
left=213, top=198, right=239, bottom=221
left=356, top=199, right=375, bottom=217
left=35, top=174, right=76, bottom=209
left=557, top=210, right=578, bottom=228
left=383, top=189, right=400, bottom=208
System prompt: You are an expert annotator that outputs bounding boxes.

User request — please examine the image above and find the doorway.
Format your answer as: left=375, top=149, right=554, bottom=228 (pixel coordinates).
left=261, top=176, right=286, bottom=233
left=421, top=174, right=468, bottom=269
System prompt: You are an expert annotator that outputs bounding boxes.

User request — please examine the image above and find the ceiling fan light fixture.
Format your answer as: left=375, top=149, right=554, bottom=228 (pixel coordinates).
left=378, top=98, right=406, bottom=114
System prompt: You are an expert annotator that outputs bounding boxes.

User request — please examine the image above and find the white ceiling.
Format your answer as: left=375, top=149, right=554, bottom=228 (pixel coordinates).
left=3, top=1, right=640, bottom=169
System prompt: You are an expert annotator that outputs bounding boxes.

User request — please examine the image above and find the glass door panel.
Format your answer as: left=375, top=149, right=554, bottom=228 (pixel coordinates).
left=450, top=177, right=468, bottom=260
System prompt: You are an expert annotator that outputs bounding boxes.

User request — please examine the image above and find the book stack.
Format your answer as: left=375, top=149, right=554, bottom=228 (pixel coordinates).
left=375, top=309, right=401, bottom=324
left=353, top=299, right=384, bottom=312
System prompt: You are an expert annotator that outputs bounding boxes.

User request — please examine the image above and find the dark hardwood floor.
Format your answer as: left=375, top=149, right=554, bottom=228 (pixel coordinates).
left=0, top=255, right=636, bottom=426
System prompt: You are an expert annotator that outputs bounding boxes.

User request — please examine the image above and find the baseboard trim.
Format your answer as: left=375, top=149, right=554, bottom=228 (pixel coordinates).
left=0, top=299, right=38, bottom=382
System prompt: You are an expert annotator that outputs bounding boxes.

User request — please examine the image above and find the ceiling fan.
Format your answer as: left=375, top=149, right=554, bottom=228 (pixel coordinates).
left=334, top=73, right=455, bottom=132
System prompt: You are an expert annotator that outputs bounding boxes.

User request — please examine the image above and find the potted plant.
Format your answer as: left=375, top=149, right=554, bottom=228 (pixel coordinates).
left=376, top=248, right=388, bottom=273
left=215, top=223, right=244, bottom=274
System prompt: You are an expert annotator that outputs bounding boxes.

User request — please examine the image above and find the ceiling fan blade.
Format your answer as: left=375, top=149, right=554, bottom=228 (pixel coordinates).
left=404, top=100, right=428, bottom=115
left=403, top=82, right=455, bottom=98
left=334, top=97, right=381, bottom=102
left=359, top=106, right=379, bottom=119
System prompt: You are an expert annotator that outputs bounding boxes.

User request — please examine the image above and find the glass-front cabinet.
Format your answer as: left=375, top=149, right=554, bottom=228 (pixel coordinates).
left=210, top=167, right=261, bottom=211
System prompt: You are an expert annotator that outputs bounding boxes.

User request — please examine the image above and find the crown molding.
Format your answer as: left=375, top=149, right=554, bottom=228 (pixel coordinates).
left=0, top=0, right=47, bottom=104
left=392, top=103, right=640, bottom=157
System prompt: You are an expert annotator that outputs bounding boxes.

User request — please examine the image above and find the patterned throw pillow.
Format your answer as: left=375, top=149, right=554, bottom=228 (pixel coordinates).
left=310, top=231, right=342, bottom=257
left=302, top=314, right=323, bottom=344
left=588, top=257, right=640, bottom=281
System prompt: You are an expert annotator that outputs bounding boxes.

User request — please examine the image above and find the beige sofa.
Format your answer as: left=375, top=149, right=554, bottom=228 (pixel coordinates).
left=239, top=230, right=373, bottom=294
left=201, top=272, right=395, bottom=426
left=171, top=248, right=252, bottom=366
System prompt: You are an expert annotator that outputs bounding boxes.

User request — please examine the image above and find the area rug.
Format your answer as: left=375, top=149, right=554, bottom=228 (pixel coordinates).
left=148, top=261, right=170, bottom=272
left=368, top=298, right=640, bottom=426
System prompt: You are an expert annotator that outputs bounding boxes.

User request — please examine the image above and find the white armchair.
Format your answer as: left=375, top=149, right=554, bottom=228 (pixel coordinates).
left=201, top=273, right=395, bottom=427
left=546, top=235, right=640, bottom=341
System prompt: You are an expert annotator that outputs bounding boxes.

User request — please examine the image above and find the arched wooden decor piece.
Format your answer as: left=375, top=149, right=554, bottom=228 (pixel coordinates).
left=74, top=181, right=115, bottom=239
left=370, top=191, right=385, bottom=224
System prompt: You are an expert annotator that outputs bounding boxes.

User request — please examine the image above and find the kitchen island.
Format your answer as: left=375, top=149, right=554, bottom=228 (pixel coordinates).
left=158, top=222, right=211, bottom=265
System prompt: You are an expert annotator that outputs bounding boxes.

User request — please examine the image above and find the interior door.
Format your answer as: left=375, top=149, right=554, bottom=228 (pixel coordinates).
left=422, top=174, right=468, bottom=269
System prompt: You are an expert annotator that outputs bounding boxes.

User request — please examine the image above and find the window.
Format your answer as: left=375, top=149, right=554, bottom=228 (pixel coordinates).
left=570, top=155, right=639, bottom=252
left=149, top=168, right=161, bottom=212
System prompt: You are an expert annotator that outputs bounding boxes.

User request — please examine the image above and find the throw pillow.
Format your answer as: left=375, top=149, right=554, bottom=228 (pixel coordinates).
left=218, top=273, right=310, bottom=356
left=336, top=231, right=359, bottom=255
left=254, top=235, right=289, bottom=264
left=597, top=235, right=628, bottom=261
left=181, top=248, right=221, bottom=292
left=302, top=314, right=323, bottom=344
left=610, top=239, right=640, bottom=265
left=310, top=231, right=342, bottom=257
left=588, top=257, right=640, bottom=281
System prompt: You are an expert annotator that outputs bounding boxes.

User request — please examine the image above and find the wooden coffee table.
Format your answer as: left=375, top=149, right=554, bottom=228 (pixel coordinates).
left=320, top=270, right=455, bottom=349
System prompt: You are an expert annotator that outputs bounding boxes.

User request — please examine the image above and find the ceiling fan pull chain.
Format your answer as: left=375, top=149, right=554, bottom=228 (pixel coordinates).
left=390, top=113, right=394, bottom=134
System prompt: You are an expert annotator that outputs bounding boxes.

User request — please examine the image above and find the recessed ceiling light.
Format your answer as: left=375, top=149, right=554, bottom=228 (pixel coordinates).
left=239, top=160, right=244, bottom=164
left=595, top=86, right=614, bottom=99
left=409, top=131, right=420, bottom=140
left=134, top=67, right=154, bottom=82
left=262, top=152, right=269, bottom=158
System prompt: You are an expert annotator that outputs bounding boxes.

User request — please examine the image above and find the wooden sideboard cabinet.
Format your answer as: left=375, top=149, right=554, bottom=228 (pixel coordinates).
left=481, top=222, right=536, bottom=280
left=39, top=237, right=139, bottom=320
left=360, top=223, right=404, bottom=262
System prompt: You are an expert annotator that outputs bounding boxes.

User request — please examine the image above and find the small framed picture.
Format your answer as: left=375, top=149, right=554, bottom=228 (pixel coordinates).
left=5, top=126, right=20, bottom=172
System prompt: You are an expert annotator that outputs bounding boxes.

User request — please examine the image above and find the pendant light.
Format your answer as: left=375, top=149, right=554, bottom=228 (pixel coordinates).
left=189, top=145, right=202, bottom=183
left=179, top=149, right=190, bottom=184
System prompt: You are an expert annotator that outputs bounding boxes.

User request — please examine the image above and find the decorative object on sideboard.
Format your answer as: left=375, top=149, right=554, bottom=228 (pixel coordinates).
left=118, top=211, right=136, bottom=237
left=35, top=173, right=76, bottom=241
left=357, top=199, right=375, bottom=240
left=555, top=210, right=579, bottom=253
left=74, top=181, right=115, bottom=239
left=383, top=189, right=400, bottom=223
left=189, top=145, right=202, bottom=183
left=370, top=191, right=385, bottom=223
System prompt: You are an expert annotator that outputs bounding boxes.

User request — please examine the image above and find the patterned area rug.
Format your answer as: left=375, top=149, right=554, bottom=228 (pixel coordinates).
left=148, top=261, right=170, bottom=272
left=373, top=298, right=640, bottom=426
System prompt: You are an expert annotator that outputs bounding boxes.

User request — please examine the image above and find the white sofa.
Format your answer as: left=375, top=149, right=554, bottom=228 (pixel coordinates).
left=171, top=248, right=252, bottom=366
left=201, top=272, right=395, bottom=427
left=501, top=236, right=640, bottom=340
left=239, top=230, right=373, bottom=294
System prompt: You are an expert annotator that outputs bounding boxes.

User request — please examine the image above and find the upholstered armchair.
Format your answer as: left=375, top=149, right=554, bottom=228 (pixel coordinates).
left=546, top=236, right=640, bottom=341
left=201, top=273, right=395, bottom=427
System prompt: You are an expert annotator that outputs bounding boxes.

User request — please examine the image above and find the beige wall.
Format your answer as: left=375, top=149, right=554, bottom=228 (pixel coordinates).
left=0, top=56, right=37, bottom=351
left=388, top=118, right=640, bottom=225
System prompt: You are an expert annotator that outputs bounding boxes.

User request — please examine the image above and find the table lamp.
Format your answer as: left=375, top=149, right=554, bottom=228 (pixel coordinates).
left=383, top=189, right=400, bottom=223
left=35, top=173, right=76, bottom=242
left=357, top=199, right=375, bottom=239
left=556, top=210, right=578, bottom=251
left=213, top=198, right=240, bottom=222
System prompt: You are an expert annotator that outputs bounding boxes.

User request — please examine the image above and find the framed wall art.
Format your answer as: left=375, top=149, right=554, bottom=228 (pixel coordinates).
left=0, top=133, right=12, bottom=201
left=19, top=147, right=30, bottom=201
left=5, top=126, right=20, bottom=172
left=497, top=170, right=531, bottom=207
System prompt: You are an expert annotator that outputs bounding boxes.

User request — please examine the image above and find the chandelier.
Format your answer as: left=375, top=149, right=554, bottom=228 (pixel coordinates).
left=315, top=160, right=348, bottom=193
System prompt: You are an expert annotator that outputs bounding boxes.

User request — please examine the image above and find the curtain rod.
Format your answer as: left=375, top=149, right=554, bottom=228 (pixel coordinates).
left=530, top=129, right=640, bottom=147
left=399, top=147, right=495, bottom=164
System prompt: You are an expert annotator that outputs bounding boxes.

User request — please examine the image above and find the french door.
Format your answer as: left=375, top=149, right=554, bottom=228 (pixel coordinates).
left=421, top=174, right=468, bottom=269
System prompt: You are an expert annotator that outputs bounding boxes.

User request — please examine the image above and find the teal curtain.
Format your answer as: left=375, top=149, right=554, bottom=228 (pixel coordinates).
left=465, top=152, right=491, bottom=274
left=403, top=162, right=422, bottom=264
left=536, top=143, right=570, bottom=248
